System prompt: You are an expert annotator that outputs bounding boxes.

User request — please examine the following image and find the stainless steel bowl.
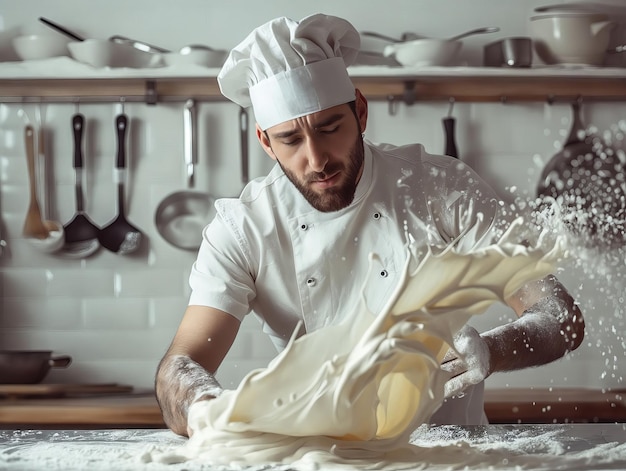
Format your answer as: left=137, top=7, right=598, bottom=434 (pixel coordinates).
left=484, top=37, right=533, bottom=67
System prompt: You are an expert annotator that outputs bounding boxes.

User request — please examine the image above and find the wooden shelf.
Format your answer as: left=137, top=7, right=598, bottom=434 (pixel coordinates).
left=2, top=68, right=626, bottom=104
left=485, top=387, right=626, bottom=424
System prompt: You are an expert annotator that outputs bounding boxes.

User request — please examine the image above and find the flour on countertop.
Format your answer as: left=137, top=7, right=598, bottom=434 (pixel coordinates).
left=3, top=425, right=626, bottom=471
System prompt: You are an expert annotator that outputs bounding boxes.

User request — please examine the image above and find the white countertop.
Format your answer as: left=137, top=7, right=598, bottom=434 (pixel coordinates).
left=1, top=424, right=626, bottom=470
left=1, top=56, right=626, bottom=79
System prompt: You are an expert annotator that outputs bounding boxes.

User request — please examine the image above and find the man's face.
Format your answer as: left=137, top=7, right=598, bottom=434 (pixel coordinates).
left=257, top=93, right=368, bottom=213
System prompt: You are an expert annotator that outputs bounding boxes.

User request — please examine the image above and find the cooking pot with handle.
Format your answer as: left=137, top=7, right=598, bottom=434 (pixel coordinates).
left=0, top=350, right=72, bottom=384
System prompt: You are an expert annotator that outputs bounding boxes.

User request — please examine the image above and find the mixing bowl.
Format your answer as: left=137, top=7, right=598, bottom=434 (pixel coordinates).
left=12, top=34, right=70, bottom=60
left=530, top=13, right=616, bottom=66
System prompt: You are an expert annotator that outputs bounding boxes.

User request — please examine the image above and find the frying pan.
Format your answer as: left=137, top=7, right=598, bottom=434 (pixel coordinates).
left=536, top=102, right=626, bottom=248
left=155, top=99, right=215, bottom=251
left=0, top=350, right=71, bottom=384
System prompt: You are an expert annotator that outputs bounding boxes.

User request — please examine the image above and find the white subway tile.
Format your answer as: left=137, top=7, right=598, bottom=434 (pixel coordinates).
left=82, top=297, right=151, bottom=329
left=1, top=297, right=82, bottom=329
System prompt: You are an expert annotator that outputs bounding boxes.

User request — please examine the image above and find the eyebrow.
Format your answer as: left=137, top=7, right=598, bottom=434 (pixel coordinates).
left=270, top=113, right=346, bottom=140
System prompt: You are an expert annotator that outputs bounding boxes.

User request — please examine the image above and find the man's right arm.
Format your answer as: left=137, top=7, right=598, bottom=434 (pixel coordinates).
left=155, top=305, right=240, bottom=436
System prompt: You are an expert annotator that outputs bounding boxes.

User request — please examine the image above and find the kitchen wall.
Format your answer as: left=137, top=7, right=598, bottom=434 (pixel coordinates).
left=0, top=0, right=625, bottom=395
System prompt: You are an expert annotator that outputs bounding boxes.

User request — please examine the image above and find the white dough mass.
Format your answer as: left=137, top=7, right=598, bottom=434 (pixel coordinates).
left=152, top=218, right=566, bottom=470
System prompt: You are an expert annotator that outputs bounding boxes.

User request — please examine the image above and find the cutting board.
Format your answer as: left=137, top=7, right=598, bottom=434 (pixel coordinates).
left=0, top=383, right=133, bottom=398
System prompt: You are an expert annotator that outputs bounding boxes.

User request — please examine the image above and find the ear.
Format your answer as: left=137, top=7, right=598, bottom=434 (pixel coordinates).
left=355, top=88, right=368, bottom=133
left=256, top=124, right=277, bottom=161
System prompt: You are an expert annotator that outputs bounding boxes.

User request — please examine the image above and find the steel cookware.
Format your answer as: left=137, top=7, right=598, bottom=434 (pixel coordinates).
left=537, top=102, right=626, bottom=248
left=155, top=99, right=215, bottom=251
left=0, top=350, right=72, bottom=384
left=383, top=26, right=499, bottom=67
left=39, top=17, right=163, bottom=68
left=484, top=37, right=533, bottom=67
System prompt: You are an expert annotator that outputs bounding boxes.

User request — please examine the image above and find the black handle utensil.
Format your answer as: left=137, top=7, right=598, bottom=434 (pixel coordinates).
left=61, top=113, right=100, bottom=258
left=98, top=114, right=143, bottom=254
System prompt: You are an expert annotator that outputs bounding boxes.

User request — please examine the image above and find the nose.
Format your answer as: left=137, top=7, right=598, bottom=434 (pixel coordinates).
left=305, top=137, right=328, bottom=173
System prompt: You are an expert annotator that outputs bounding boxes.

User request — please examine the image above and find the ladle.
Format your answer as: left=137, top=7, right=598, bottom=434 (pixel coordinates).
left=98, top=114, right=143, bottom=254
left=155, top=99, right=215, bottom=251
left=23, top=125, right=64, bottom=253
left=62, top=113, right=100, bottom=258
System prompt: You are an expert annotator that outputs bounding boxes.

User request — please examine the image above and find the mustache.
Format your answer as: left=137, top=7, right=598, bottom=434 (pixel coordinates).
left=305, top=165, right=342, bottom=183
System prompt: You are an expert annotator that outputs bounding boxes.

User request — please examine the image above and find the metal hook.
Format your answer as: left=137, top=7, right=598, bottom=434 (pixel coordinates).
left=447, top=97, right=455, bottom=117
left=546, top=94, right=555, bottom=105
left=116, top=96, right=126, bottom=116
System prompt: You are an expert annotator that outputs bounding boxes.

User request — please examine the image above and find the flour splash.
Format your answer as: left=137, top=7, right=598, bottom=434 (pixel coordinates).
left=147, top=214, right=567, bottom=470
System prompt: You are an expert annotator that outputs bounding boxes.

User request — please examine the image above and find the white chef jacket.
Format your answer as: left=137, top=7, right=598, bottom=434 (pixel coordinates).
left=189, top=140, right=500, bottom=425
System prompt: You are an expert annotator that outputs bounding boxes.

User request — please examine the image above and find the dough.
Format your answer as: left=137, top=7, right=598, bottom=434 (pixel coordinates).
left=160, top=218, right=565, bottom=469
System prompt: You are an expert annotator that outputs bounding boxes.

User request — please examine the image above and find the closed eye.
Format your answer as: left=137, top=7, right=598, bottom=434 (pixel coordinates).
left=318, top=125, right=339, bottom=135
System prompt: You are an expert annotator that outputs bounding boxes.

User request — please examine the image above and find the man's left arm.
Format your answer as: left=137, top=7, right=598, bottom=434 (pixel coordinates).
left=443, top=275, right=585, bottom=398
left=485, top=274, right=585, bottom=372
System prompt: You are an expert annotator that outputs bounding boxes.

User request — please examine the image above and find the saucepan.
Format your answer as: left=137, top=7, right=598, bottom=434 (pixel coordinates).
left=155, top=99, right=216, bottom=251
left=0, top=350, right=72, bottom=384
left=38, top=17, right=163, bottom=68
left=381, top=26, right=500, bottom=66
left=483, top=37, right=533, bottom=67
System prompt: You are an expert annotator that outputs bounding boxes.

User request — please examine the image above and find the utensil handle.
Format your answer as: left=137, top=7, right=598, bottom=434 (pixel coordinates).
left=443, top=117, right=458, bottom=159
left=38, top=17, right=85, bottom=41
left=25, top=125, right=39, bottom=201
left=116, top=114, right=128, bottom=169
left=73, top=114, right=85, bottom=169
left=183, top=99, right=197, bottom=188
left=72, top=113, right=85, bottom=212
left=240, top=107, right=249, bottom=185
left=565, top=101, right=585, bottom=146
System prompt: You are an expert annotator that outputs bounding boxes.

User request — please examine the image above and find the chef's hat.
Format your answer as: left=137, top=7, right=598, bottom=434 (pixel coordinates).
left=217, top=13, right=360, bottom=130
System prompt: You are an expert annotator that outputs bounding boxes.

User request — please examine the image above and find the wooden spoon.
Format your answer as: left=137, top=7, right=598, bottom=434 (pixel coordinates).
left=22, top=125, right=50, bottom=239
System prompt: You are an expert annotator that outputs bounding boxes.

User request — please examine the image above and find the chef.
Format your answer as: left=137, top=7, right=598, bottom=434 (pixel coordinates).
left=155, top=13, right=585, bottom=437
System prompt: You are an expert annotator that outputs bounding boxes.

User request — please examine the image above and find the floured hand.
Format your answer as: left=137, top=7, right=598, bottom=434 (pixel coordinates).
left=441, top=324, right=490, bottom=398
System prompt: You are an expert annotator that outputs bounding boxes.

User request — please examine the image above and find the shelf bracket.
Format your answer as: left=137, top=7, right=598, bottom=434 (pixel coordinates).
left=145, top=80, right=158, bottom=105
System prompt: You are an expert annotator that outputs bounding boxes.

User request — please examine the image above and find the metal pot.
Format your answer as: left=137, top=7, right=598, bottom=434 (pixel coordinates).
left=484, top=37, right=533, bottom=67
left=0, top=350, right=72, bottom=384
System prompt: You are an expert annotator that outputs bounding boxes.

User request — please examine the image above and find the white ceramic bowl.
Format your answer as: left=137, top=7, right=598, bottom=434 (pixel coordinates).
left=530, top=13, right=616, bottom=66
left=383, top=39, right=462, bottom=67
left=68, top=39, right=164, bottom=68
left=12, top=34, right=70, bottom=60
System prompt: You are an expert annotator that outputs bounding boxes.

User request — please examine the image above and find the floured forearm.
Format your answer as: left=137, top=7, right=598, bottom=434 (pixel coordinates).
left=484, top=295, right=584, bottom=374
left=155, top=354, right=223, bottom=436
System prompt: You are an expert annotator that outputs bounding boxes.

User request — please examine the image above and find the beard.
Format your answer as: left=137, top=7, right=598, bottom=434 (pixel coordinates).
left=278, top=133, right=365, bottom=213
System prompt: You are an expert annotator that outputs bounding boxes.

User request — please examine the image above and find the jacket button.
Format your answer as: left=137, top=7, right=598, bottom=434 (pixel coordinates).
left=373, top=212, right=381, bottom=220
left=380, top=269, right=388, bottom=278
left=300, top=223, right=309, bottom=231
left=306, top=277, right=317, bottom=287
